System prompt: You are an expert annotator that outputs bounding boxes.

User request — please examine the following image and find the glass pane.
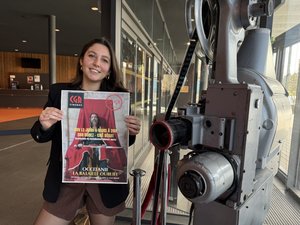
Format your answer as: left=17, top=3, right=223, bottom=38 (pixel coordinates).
left=143, top=54, right=152, bottom=143
left=153, top=59, right=160, bottom=116
left=153, top=2, right=165, bottom=54
left=272, top=0, right=300, bottom=191
left=160, top=67, right=178, bottom=112
left=163, top=35, right=173, bottom=64
left=135, top=44, right=145, bottom=155
left=277, top=42, right=300, bottom=174
left=121, top=32, right=136, bottom=168
left=160, top=69, right=169, bottom=112
left=124, top=0, right=176, bottom=70
left=125, top=0, right=153, bottom=36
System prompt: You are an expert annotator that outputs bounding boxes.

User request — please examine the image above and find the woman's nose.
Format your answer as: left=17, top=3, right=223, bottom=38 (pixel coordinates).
left=93, top=57, right=101, bottom=67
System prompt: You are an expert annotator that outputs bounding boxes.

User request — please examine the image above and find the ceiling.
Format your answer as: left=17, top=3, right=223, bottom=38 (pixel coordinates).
left=0, top=0, right=299, bottom=68
left=0, top=0, right=104, bottom=56
left=0, top=0, right=189, bottom=64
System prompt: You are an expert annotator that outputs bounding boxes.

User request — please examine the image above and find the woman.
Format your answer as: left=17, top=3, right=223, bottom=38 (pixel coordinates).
left=31, top=38, right=141, bottom=225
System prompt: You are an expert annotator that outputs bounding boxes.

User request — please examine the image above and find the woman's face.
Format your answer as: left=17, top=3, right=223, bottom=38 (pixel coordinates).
left=90, top=113, right=99, bottom=127
left=80, top=43, right=111, bottom=86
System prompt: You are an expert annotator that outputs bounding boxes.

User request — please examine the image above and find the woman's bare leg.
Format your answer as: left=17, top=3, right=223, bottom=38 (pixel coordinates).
left=88, top=213, right=115, bottom=225
left=33, top=208, right=71, bottom=225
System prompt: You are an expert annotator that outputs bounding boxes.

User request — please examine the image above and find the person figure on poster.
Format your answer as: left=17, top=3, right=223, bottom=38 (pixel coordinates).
left=77, top=112, right=108, bottom=171
left=31, top=38, right=141, bottom=225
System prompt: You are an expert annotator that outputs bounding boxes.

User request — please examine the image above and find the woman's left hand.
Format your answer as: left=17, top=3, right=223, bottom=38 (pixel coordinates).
left=125, top=115, right=141, bottom=135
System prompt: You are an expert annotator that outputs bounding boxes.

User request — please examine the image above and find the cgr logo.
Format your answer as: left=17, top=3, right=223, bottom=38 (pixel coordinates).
left=68, top=92, right=84, bottom=108
left=70, top=95, right=82, bottom=104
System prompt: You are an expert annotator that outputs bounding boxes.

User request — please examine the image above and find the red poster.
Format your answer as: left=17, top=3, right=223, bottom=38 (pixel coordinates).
left=61, top=90, right=129, bottom=183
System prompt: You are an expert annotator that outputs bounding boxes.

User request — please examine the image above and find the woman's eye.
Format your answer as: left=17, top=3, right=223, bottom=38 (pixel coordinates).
left=100, top=57, right=110, bottom=64
left=88, top=54, right=96, bottom=59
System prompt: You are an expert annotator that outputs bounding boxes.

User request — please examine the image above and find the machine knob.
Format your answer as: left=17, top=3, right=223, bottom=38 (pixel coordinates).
left=178, top=171, right=206, bottom=199
left=249, top=0, right=274, bottom=17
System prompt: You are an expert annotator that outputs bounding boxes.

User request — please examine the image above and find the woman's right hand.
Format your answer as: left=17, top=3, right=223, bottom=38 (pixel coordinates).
left=39, top=107, right=63, bottom=130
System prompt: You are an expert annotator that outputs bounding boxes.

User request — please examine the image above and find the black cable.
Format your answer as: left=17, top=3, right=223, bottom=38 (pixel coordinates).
left=165, top=29, right=199, bottom=120
left=188, top=203, right=195, bottom=225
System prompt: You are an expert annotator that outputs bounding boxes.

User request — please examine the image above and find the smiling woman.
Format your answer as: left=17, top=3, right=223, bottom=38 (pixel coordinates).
left=0, top=107, right=42, bottom=123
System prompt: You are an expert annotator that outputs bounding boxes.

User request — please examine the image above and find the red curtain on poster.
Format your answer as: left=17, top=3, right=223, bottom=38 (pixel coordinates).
left=65, top=99, right=127, bottom=173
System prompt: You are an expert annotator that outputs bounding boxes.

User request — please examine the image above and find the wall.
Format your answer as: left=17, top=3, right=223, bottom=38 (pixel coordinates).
left=0, top=52, right=78, bottom=89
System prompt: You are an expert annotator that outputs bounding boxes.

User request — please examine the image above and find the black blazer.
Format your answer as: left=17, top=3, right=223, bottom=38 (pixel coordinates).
left=31, top=83, right=136, bottom=208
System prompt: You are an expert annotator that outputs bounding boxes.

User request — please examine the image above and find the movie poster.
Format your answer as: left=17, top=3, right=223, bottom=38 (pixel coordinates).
left=61, top=90, right=130, bottom=184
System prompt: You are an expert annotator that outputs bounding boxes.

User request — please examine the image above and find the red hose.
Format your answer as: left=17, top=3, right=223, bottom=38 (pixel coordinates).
left=140, top=158, right=172, bottom=225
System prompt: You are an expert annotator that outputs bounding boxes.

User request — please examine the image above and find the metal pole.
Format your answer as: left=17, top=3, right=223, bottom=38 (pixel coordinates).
left=130, top=169, right=146, bottom=225
left=151, top=150, right=165, bottom=225
left=160, top=150, right=169, bottom=225
left=48, top=15, right=56, bottom=84
left=169, top=146, right=180, bottom=204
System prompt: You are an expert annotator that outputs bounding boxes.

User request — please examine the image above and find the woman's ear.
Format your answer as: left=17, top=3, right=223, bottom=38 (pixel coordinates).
left=79, top=59, right=83, bottom=70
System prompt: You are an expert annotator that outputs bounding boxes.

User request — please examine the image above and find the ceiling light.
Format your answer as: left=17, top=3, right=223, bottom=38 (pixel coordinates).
left=22, top=40, right=27, bottom=43
left=91, top=5, right=101, bottom=13
left=14, top=49, right=19, bottom=52
left=55, top=28, right=60, bottom=32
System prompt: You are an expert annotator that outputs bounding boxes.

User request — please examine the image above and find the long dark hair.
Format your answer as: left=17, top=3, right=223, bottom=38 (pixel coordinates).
left=71, top=38, right=127, bottom=92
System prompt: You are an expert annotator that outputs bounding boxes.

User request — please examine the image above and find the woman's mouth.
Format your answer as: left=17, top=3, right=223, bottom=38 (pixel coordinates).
left=90, top=68, right=101, bottom=73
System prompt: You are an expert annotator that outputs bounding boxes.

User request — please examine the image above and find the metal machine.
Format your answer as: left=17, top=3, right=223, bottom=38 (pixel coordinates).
left=149, top=0, right=292, bottom=225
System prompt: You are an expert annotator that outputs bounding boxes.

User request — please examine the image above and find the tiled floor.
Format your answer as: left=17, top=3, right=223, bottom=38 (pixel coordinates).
left=0, top=116, right=300, bottom=225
